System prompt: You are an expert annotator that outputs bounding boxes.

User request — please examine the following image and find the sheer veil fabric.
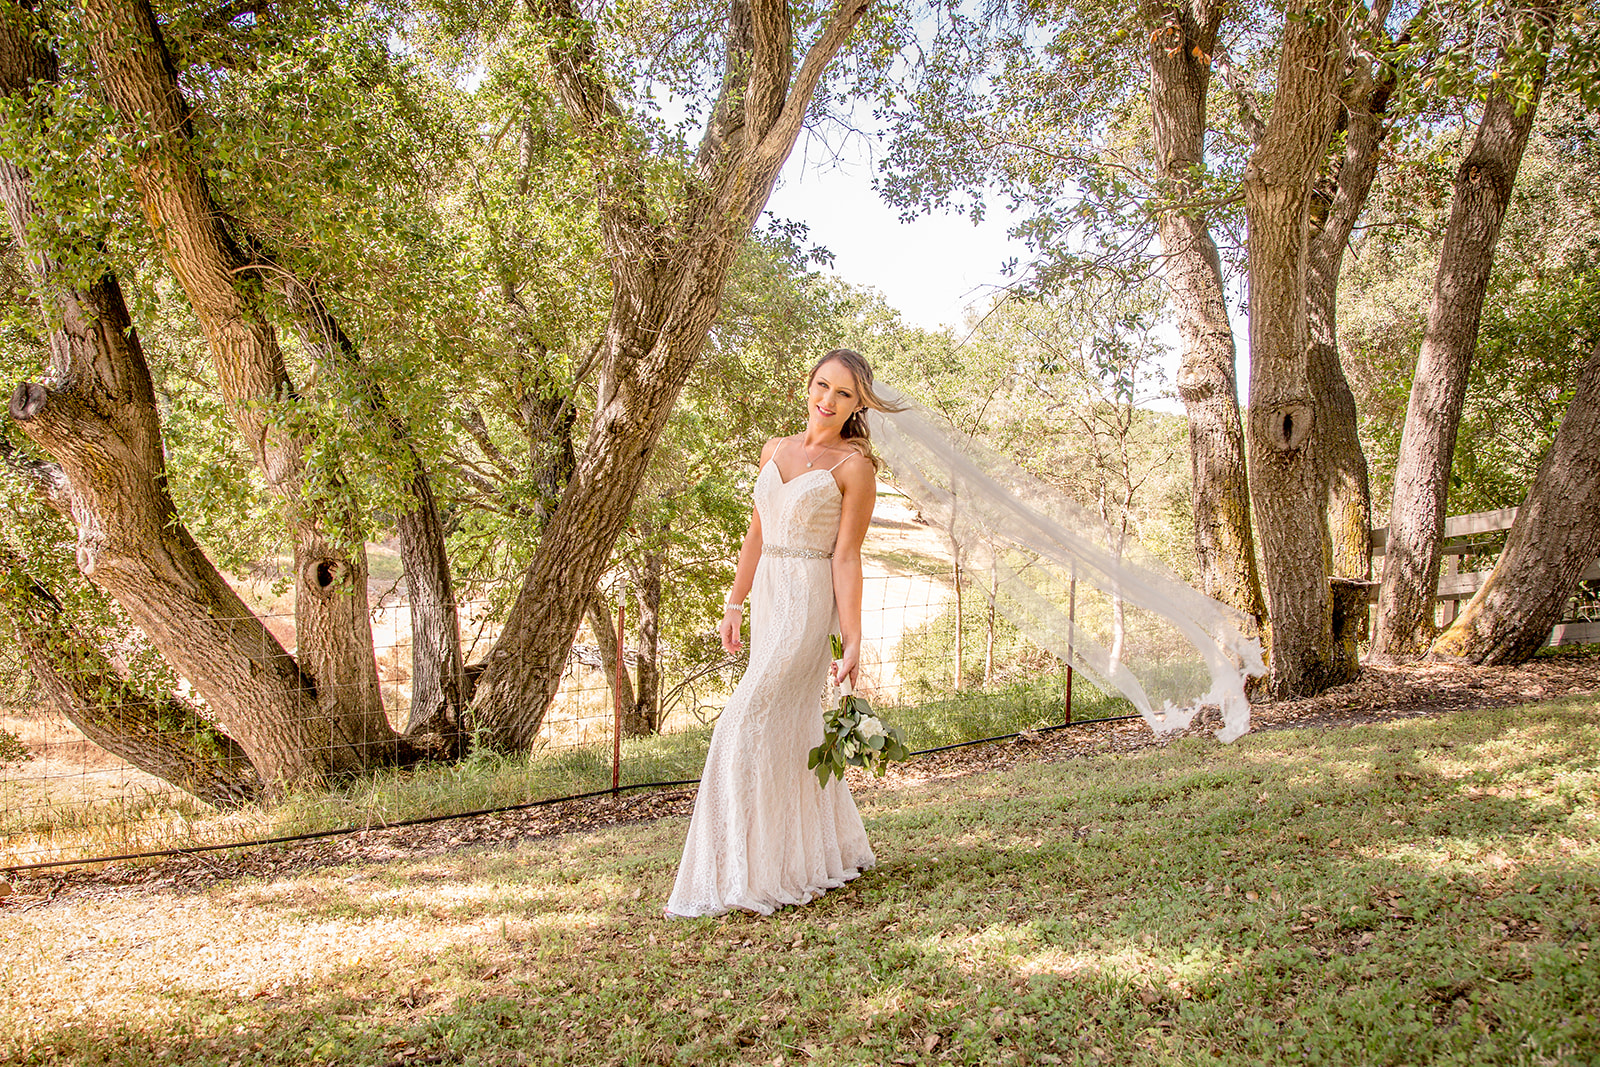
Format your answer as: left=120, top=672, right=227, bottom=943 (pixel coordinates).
left=666, top=389, right=1262, bottom=917
left=869, top=391, right=1265, bottom=742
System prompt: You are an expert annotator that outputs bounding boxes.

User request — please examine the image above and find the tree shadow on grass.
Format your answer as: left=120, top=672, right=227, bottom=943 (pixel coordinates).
left=9, top=700, right=1599, bottom=1066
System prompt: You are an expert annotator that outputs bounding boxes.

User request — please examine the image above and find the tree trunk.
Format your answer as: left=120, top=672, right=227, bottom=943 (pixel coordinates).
left=1431, top=340, right=1600, bottom=664
left=0, top=13, right=331, bottom=793
left=983, top=560, right=996, bottom=688
left=468, top=0, right=874, bottom=749
left=0, top=548, right=261, bottom=809
left=516, top=352, right=580, bottom=531
left=1146, top=0, right=1266, bottom=633
left=1243, top=0, right=1349, bottom=698
left=393, top=472, right=466, bottom=741
left=628, top=534, right=664, bottom=736
left=1304, top=9, right=1396, bottom=679
left=1372, top=0, right=1559, bottom=658
left=952, top=557, right=965, bottom=690
left=1108, top=530, right=1127, bottom=670
left=587, top=589, right=636, bottom=723
left=84, top=0, right=394, bottom=766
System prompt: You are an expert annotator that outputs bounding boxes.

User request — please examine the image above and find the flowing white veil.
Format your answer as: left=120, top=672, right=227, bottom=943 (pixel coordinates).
left=868, top=391, right=1264, bottom=742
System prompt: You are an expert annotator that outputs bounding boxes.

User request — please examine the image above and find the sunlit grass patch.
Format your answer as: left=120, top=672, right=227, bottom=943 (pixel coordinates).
left=5, top=697, right=1600, bottom=1065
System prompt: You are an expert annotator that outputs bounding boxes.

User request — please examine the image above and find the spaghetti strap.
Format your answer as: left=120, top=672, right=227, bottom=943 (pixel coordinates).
left=826, top=450, right=857, bottom=473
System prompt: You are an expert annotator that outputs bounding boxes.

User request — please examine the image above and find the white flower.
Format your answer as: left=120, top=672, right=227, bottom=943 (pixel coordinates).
left=856, top=716, right=887, bottom=741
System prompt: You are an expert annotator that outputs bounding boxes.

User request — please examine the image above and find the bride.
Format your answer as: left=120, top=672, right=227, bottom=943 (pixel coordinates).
left=665, top=349, right=899, bottom=918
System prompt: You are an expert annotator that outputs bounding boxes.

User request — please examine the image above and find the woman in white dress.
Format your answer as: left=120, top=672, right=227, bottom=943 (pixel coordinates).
left=665, top=349, right=896, bottom=918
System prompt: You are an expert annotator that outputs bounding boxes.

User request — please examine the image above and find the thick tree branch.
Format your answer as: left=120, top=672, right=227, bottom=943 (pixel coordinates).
left=1213, top=41, right=1266, bottom=146
left=0, top=543, right=262, bottom=808
left=756, top=0, right=873, bottom=166
left=745, top=0, right=794, bottom=139
left=467, top=0, right=875, bottom=748
left=85, top=0, right=394, bottom=760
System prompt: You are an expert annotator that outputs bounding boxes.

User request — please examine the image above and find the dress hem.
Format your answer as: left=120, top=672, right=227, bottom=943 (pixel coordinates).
left=664, top=858, right=875, bottom=919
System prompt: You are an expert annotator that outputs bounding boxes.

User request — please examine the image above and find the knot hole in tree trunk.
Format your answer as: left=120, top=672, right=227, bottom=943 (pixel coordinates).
left=1329, top=577, right=1377, bottom=644
left=303, top=557, right=352, bottom=596
left=1265, top=400, right=1313, bottom=451
left=10, top=382, right=47, bottom=421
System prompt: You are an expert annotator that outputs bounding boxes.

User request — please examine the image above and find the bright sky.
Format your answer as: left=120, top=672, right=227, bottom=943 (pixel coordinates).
left=762, top=129, right=1032, bottom=333
left=764, top=131, right=1201, bottom=415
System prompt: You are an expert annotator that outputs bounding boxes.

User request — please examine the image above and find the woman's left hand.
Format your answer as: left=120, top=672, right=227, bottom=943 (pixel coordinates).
left=830, top=643, right=860, bottom=691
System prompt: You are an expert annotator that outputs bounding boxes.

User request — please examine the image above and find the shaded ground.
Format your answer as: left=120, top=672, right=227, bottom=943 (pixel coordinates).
left=5, top=649, right=1599, bottom=905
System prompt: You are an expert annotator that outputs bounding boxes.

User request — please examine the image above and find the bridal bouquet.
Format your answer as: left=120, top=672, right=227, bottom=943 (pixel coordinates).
left=808, top=635, right=911, bottom=787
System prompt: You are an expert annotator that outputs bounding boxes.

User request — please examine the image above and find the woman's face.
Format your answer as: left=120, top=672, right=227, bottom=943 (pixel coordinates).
left=807, top=359, right=861, bottom=427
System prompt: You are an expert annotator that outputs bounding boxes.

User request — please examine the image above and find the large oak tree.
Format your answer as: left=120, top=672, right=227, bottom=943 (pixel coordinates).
left=1372, top=0, right=1564, bottom=659
left=3, top=0, right=881, bottom=789
left=464, top=0, right=876, bottom=748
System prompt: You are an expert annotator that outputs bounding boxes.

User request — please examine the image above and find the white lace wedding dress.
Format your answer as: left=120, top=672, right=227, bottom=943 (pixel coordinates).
left=665, top=459, right=876, bottom=917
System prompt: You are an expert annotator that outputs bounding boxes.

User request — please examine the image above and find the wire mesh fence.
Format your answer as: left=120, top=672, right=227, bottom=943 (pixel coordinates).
left=2, top=497, right=1139, bottom=872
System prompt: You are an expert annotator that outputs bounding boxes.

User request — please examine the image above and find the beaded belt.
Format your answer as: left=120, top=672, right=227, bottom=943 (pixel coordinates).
left=763, top=543, right=833, bottom=560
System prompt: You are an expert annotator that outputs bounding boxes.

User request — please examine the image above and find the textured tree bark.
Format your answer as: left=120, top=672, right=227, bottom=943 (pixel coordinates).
left=516, top=351, right=580, bottom=531
left=1431, top=340, right=1600, bottom=664
left=0, top=9, right=329, bottom=792
left=1243, top=0, right=1349, bottom=698
left=83, top=0, right=393, bottom=767
left=469, top=0, right=874, bottom=748
left=628, top=534, right=664, bottom=736
left=0, top=549, right=261, bottom=809
left=983, top=588, right=996, bottom=687
left=1146, top=0, right=1265, bottom=634
left=1372, top=0, right=1559, bottom=659
left=587, top=589, right=636, bottom=721
left=1304, top=6, right=1395, bottom=678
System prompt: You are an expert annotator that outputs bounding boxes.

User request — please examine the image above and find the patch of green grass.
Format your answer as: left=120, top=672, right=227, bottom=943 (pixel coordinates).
left=866, top=547, right=954, bottom=579
left=891, top=675, right=1133, bottom=751
left=0, top=781, right=220, bottom=863
left=364, top=543, right=405, bottom=587
left=0, top=725, right=31, bottom=766
left=5, top=627, right=1138, bottom=867
left=6, top=697, right=1598, bottom=1064
left=268, top=672, right=1107, bottom=839
left=1535, top=640, right=1600, bottom=660
left=273, top=726, right=720, bottom=836
left=3, top=678, right=1105, bottom=858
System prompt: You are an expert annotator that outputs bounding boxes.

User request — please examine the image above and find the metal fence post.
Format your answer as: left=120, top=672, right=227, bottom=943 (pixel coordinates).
left=613, top=599, right=625, bottom=797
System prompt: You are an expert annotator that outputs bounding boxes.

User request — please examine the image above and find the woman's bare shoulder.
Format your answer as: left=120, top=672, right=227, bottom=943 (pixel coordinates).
left=835, top=449, right=878, bottom=496
left=759, top=436, right=788, bottom=466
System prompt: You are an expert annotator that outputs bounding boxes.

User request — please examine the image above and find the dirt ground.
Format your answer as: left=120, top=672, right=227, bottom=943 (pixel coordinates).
left=5, top=648, right=1598, bottom=908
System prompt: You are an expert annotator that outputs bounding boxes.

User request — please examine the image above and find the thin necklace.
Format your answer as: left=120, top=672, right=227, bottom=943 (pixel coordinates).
left=800, top=435, right=832, bottom=468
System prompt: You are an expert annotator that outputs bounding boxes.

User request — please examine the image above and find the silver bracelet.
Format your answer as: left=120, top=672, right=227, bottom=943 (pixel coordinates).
left=723, top=603, right=743, bottom=613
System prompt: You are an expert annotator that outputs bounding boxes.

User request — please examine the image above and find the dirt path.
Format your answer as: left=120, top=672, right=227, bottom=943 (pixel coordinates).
left=860, top=488, right=954, bottom=692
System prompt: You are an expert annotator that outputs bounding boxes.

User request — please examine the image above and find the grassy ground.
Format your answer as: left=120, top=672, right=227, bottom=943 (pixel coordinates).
left=1, top=674, right=1102, bottom=866
left=3, top=650, right=1104, bottom=869
left=276, top=675, right=1121, bottom=839
left=3, top=697, right=1598, bottom=1066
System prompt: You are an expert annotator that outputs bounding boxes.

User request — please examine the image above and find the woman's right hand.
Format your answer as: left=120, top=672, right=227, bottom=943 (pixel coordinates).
left=718, top=609, right=743, bottom=654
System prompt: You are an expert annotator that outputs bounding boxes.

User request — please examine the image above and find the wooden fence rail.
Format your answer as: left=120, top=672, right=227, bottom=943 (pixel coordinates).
left=1369, top=507, right=1600, bottom=648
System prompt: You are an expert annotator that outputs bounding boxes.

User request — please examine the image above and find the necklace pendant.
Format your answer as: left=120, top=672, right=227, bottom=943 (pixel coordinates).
left=806, top=461, right=813, bottom=468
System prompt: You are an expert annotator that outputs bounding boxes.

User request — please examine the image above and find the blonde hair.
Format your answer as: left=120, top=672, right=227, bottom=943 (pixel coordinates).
left=807, top=349, right=905, bottom=471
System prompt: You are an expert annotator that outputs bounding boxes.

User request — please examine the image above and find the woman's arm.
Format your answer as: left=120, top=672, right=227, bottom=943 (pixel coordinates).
left=718, top=438, right=781, bottom=654
left=829, top=453, right=877, bottom=688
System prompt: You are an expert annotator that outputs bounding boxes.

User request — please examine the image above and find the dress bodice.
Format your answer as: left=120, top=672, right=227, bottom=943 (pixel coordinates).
left=755, top=461, right=843, bottom=554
